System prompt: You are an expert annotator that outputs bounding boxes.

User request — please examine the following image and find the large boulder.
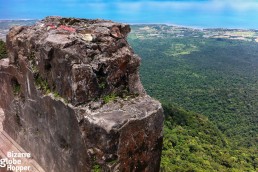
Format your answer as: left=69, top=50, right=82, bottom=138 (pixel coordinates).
left=0, top=17, right=164, bottom=172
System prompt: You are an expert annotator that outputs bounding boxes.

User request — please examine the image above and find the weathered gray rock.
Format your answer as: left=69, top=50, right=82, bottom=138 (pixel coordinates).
left=0, top=17, right=164, bottom=172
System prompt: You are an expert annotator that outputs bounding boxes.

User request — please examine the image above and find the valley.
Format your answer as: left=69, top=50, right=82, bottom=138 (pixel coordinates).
left=129, top=24, right=258, bottom=171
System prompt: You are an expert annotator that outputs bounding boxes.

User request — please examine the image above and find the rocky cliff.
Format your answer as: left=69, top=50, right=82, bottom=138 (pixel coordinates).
left=0, top=17, right=164, bottom=172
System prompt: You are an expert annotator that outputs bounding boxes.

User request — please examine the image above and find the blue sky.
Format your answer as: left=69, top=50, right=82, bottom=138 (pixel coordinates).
left=1, top=0, right=258, bottom=28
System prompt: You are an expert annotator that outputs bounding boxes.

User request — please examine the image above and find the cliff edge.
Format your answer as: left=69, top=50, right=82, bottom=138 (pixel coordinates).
left=0, top=17, right=164, bottom=172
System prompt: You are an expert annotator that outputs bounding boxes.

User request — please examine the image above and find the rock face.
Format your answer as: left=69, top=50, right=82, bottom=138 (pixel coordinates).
left=0, top=17, right=164, bottom=172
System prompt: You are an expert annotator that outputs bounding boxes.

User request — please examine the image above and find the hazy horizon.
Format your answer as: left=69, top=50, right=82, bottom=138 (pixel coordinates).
left=1, top=0, right=258, bottom=29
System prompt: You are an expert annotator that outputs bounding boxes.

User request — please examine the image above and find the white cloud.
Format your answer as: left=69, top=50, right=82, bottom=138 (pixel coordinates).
left=210, top=0, right=258, bottom=11
left=111, top=0, right=258, bottom=13
left=86, top=2, right=107, bottom=11
left=58, top=0, right=258, bottom=17
left=115, top=2, right=142, bottom=13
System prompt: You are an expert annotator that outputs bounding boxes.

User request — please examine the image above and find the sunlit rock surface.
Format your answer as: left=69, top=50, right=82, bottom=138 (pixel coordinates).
left=0, top=17, right=164, bottom=172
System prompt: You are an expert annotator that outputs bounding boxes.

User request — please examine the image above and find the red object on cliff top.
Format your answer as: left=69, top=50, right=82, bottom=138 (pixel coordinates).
left=57, top=25, right=76, bottom=32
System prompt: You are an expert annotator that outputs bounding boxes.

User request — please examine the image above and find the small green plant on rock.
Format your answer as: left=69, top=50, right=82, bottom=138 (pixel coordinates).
left=34, top=73, right=51, bottom=94
left=98, top=82, right=106, bottom=89
left=92, top=164, right=101, bottom=172
left=13, top=83, right=21, bottom=95
left=53, top=91, right=60, bottom=98
left=11, top=78, right=21, bottom=95
left=53, top=91, right=69, bottom=103
left=0, top=40, right=7, bottom=59
left=103, top=93, right=117, bottom=104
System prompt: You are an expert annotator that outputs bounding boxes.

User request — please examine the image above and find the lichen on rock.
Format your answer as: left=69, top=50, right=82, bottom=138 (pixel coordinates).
left=0, top=16, right=164, bottom=172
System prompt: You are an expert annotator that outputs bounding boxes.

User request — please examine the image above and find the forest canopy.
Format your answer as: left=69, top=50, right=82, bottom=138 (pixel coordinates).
left=129, top=25, right=258, bottom=171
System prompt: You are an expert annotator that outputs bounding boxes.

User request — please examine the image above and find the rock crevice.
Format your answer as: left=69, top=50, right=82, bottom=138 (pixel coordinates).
left=0, top=17, right=164, bottom=172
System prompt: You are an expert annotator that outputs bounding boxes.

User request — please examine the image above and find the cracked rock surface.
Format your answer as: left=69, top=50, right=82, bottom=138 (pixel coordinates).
left=0, top=17, right=164, bottom=172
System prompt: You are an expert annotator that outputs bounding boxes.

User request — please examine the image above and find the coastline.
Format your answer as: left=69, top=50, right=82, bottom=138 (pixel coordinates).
left=0, top=19, right=257, bottom=31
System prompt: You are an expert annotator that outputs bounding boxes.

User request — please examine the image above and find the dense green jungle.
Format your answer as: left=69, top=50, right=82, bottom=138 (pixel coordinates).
left=128, top=25, right=258, bottom=171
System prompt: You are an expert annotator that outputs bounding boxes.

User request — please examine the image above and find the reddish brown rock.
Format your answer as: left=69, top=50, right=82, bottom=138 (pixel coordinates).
left=0, top=17, right=164, bottom=172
